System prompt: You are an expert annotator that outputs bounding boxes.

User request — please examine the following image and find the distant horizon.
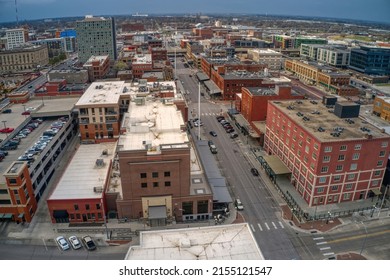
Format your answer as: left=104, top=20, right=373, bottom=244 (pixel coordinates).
left=1, top=12, right=390, bottom=28
left=0, top=0, right=389, bottom=25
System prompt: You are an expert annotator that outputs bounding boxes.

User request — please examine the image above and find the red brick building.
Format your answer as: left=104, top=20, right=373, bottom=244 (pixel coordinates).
left=83, top=55, right=110, bottom=82
left=264, top=100, right=390, bottom=206
left=1, top=162, right=38, bottom=223
left=241, top=85, right=304, bottom=123
left=35, top=79, right=85, bottom=97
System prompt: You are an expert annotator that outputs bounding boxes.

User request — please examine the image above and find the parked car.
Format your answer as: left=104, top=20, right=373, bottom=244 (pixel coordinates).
left=2, top=109, right=12, bottom=113
left=250, top=168, right=259, bottom=176
left=230, top=132, right=239, bottom=139
left=234, top=199, right=244, bottom=210
left=2, top=143, right=17, bottom=150
left=209, top=131, right=217, bottom=137
left=82, top=235, right=96, bottom=251
left=56, top=236, right=70, bottom=251
left=226, top=128, right=235, bottom=133
left=0, top=127, right=14, bottom=133
left=0, top=150, right=9, bottom=156
left=208, top=140, right=214, bottom=147
left=21, top=111, right=30, bottom=115
left=68, top=236, right=82, bottom=250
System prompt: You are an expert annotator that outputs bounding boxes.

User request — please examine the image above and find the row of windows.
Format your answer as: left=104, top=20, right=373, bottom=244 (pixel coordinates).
left=320, top=161, right=384, bottom=173
left=70, top=212, right=102, bottom=220
left=141, top=181, right=171, bottom=188
left=74, top=203, right=101, bottom=211
left=140, top=171, right=170, bottom=179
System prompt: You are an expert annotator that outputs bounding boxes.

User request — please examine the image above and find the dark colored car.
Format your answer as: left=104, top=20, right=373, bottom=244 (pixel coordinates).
left=209, top=131, right=217, bottom=137
left=82, top=235, right=97, bottom=251
left=208, top=140, right=214, bottom=147
left=250, top=168, right=259, bottom=176
left=21, top=111, right=31, bottom=115
left=2, top=109, right=12, bottom=113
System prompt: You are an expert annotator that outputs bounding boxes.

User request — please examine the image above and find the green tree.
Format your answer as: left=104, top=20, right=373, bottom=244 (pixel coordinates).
left=114, top=61, right=129, bottom=71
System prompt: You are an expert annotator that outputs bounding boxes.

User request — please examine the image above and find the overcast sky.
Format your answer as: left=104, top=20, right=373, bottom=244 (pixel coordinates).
left=0, top=0, right=389, bottom=24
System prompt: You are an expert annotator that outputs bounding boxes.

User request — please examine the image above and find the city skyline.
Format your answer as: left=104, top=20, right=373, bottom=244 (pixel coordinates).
left=0, top=0, right=389, bottom=24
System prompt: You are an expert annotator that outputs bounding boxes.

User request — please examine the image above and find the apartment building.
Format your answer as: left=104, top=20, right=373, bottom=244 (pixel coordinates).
left=264, top=100, right=390, bottom=206
left=349, top=45, right=390, bottom=75
left=31, top=37, right=65, bottom=58
left=75, top=15, right=117, bottom=63
left=247, top=49, right=283, bottom=70
left=6, top=28, right=29, bottom=50
left=75, top=81, right=129, bottom=143
left=373, top=96, right=390, bottom=121
left=0, top=45, right=49, bottom=73
left=317, top=46, right=350, bottom=67
left=115, top=87, right=212, bottom=224
left=83, top=55, right=110, bottom=82
left=131, top=54, right=153, bottom=79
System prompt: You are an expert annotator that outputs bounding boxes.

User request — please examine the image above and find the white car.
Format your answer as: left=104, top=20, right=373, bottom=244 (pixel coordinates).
left=68, top=236, right=82, bottom=250
left=56, top=236, right=70, bottom=251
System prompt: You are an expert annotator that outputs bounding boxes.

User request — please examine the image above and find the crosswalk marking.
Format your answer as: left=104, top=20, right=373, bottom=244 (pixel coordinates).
left=323, top=252, right=335, bottom=256
left=250, top=224, right=256, bottom=232
left=313, top=237, right=324, bottom=240
left=316, top=241, right=328, bottom=245
left=272, top=222, right=277, bottom=229
left=257, top=223, right=263, bottom=231
left=264, top=222, right=270, bottom=230
left=278, top=221, right=284, bottom=229
left=319, top=247, right=331, bottom=251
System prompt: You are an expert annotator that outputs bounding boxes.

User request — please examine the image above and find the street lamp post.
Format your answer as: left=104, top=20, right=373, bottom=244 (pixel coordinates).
left=2, top=121, right=8, bottom=137
left=370, top=205, right=376, bottom=218
left=100, top=198, right=110, bottom=240
left=291, top=207, right=296, bottom=221
left=326, top=211, right=331, bottom=224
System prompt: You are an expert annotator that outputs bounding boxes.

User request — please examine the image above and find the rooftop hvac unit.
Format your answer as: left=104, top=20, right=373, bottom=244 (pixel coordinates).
left=95, top=158, right=105, bottom=167
left=102, top=149, right=108, bottom=155
left=93, top=187, right=103, bottom=193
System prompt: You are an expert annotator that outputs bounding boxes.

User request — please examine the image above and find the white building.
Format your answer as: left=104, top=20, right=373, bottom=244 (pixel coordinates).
left=6, top=28, right=28, bottom=50
left=247, top=49, right=283, bottom=70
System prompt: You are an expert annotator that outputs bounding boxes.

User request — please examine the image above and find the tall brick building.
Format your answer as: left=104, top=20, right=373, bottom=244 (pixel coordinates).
left=264, top=100, right=390, bottom=206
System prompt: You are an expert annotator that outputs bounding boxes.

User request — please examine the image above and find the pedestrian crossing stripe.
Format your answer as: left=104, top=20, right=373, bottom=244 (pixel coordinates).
left=264, top=222, right=270, bottom=230
left=313, top=237, right=324, bottom=240
left=323, top=252, right=335, bottom=256
left=257, top=223, right=263, bottom=231
left=278, top=221, right=284, bottom=228
left=250, top=224, right=256, bottom=232
left=272, top=222, right=277, bottom=229
left=319, top=247, right=331, bottom=251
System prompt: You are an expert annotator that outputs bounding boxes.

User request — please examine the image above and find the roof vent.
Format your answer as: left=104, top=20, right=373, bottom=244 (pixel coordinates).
left=93, top=186, right=103, bottom=193
left=95, top=159, right=105, bottom=167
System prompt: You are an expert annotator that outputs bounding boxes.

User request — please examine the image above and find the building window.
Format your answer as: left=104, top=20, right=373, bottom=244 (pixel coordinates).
left=321, top=166, right=328, bottom=173
left=140, top=173, right=147, bottom=179
left=338, top=154, right=345, bottom=161
left=331, top=185, right=339, bottom=191
left=76, top=214, right=80, bottom=219
left=352, top=153, right=360, bottom=160
left=345, top=183, right=353, bottom=190
left=165, top=181, right=171, bottom=187
left=340, top=145, right=347, bottom=151
left=381, top=141, right=388, bottom=148
left=323, top=155, right=330, bottom=162
left=343, top=193, right=351, bottom=200
left=141, top=183, right=147, bottom=188
left=152, top=172, right=158, bottom=178
left=372, top=180, right=379, bottom=186
left=350, top=163, right=357, bottom=171
left=354, top=144, right=362, bottom=150
left=334, top=175, right=341, bottom=182
left=379, top=151, right=386, bottom=157
left=96, top=204, right=101, bottom=209
left=86, top=204, right=90, bottom=210
left=74, top=204, right=79, bottom=210
left=9, top=179, right=17, bottom=185
left=164, top=171, right=171, bottom=177
left=336, top=165, right=343, bottom=172
left=317, top=187, right=325, bottom=193
left=314, top=143, right=319, bottom=150
left=324, top=146, right=332, bottom=152
left=153, top=182, right=159, bottom=187
left=374, top=170, right=381, bottom=176
left=319, top=177, right=326, bottom=183
left=377, top=160, right=383, bottom=167
left=347, top=174, right=355, bottom=180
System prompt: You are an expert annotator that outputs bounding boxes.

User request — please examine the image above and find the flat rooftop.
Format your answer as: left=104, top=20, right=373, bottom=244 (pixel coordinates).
left=125, top=223, right=263, bottom=260
left=119, top=97, right=188, bottom=151
left=75, top=81, right=126, bottom=106
left=272, top=100, right=389, bottom=141
left=250, top=49, right=282, bottom=55
left=48, top=142, right=117, bottom=200
left=133, top=54, right=152, bottom=64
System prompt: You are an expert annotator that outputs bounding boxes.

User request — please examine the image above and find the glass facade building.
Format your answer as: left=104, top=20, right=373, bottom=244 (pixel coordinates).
left=349, top=45, right=390, bottom=75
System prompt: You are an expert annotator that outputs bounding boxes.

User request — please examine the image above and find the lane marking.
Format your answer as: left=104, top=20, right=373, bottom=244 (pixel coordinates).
left=264, top=222, right=270, bottom=230
left=313, top=237, right=324, bottom=240
left=272, top=222, right=277, bottom=229
left=319, top=247, right=331, bottom=251
left=323, top=252, right=335, bottom=256
left=257, top=223, right=263, bottom=231
left=316, top=241, right=328, bottom=245
left=278, top=221, right=285, bottom=229
left=250, top=224, right=256, bottom=232
left=42, top=238, right=48, bottom=251
left=327, top=229, right=390, bottom=244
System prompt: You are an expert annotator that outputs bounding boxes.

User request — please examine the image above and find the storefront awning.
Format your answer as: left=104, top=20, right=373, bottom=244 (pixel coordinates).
left=0, top=213, right=4, bottom=219
left=53, top=210, right=69, bottom=219
left=3, top=213, right=13, bottom=219
left=262, top=155, right=291, bottom=175
left=371, top=189, right=382, bottom=195
left=18, top=213, right=24, bottom=219
left=148, top=206, right=167, bottom=219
